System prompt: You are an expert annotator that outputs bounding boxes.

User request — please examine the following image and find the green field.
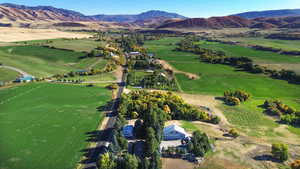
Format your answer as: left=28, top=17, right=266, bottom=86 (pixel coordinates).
left=0, top=46, right=102, bottom=77
left=0, top=68, right=20, bottom=82
left=220, top=37, right=300, bottom=52
left=195, top=41, right=300, bottom=64
left=15, top=39, right=104, bottom=52
left=0, top=83, right=111, bottom=169
left=145, top=37, right=300, bottom=136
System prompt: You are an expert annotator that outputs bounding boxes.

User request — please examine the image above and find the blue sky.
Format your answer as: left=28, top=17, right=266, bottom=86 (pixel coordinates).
left=1, top=0, right=300, bottom=17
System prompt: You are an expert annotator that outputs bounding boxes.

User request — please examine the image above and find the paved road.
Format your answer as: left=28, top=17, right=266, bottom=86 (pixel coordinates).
left=0, top=65, right=32, bottom=77
left=80, top=67, right=127, bottom=169
left=81, top=80, right=120, bottom=84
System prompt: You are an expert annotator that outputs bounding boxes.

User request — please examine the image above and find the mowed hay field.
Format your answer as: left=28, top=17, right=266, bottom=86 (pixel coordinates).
left=145, top=38, right=300, bottom=136
left=16, top=39, right=105, bottom=53
left=0, top=67, right=20, bottom=82
left=0, top=83, right=111, bottom=169
left=0, top=45, right=101, bottom=77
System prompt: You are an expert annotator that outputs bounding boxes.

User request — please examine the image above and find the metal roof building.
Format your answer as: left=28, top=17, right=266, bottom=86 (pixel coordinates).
left=163, top=125, right=188, bottom=141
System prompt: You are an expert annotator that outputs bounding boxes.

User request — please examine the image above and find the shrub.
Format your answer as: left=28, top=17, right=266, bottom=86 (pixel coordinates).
left=271, top=143, right=289, bottom=162
left=291, top=159, right=300, bottom=169
left=106, top=83, right=118, bottom=90
left=229, top=128, right=239, bottom=138
left=224, top=90, right=250, bottom=106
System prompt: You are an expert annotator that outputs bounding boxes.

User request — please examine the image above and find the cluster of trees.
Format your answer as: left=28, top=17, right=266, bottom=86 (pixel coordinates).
left=127, top=71, right=178, bottom=91
left=141, top=71, right=178, bottom=91
left=271, top=143, right=289, bottom=162
left=175, top=36, right=199, bottom=52
left=187, top=131, right=212, bottom=157
left=128, top=60, right=161, bottom=70
left=116, top=34, right=146, bottom=53
left=263, top=100, right=300, bottom=126
left=98, top=152, right=140, bottom=169
left=119, top=90, right=220, bottom=124
left=224, top=90, right=251, bottom=106
left=176, top=38, right=300, bottom=85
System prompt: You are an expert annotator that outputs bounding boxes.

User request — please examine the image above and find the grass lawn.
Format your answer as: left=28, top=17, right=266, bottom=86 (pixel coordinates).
left=220, top=37, right=300, bottom=52
left=15, top=39, right=104, bottom=52
left=0, top=83, right=111, bottom=169
left=0, top=46, right=100, bottom=77
left=0, top=67, right=20, bottom=82
left=145, top=37, right=300, bottom=136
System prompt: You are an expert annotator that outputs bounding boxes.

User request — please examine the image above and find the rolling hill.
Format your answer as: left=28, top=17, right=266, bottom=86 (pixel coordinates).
left=233, top=9, right=300, bottom=19
left=157, top=16, right=252, bottom=29
left=158, top=15, right=300, bottom=29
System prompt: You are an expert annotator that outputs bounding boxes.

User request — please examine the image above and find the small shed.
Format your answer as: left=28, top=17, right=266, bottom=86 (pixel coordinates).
left=16, top=76, right=34, bottom=83
left=123, top=125, right=134, bottom=138
left=163, top=125, right=188, bottom=141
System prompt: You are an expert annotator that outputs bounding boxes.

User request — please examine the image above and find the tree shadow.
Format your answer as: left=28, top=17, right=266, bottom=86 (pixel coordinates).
left=215, top=96, right=225, bottom=102
left=253, top=154, right=281, bottom=163
left=80, top=146, right=109, bottom=165
left=85, top=128, right=113, bottom=142
left=96, top=99, right=116, bottom=112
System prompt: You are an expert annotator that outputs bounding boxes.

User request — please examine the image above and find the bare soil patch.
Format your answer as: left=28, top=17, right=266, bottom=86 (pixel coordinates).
left=177, top=93, right=230, bottom=126
left=162, top=158, right=196, bottom=169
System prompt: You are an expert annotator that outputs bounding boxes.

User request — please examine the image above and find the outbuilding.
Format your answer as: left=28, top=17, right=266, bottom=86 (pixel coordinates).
left=122, top=125, right=134, bottom=138
left=163, top=125, right=188, bottom=141
left=15, top=75, right=34, bottom=83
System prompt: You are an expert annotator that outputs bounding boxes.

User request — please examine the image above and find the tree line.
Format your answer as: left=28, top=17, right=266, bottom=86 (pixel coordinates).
left=119, top=90, right=220, bottom=125
left=176, top=37, right=300, bottom=85
left=263, top=100, right=300, bottom=127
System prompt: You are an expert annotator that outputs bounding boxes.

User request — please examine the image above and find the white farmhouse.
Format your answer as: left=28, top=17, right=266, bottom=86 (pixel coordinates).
left=163, top=125, right=188, bottom=140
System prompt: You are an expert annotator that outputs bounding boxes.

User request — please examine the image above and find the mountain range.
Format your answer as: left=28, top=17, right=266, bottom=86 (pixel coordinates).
left=0, top=3, right=186, bottom=22
left=1, top=3, right=300, bottom=29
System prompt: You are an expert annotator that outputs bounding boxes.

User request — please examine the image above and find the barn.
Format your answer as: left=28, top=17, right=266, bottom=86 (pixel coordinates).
left=163, top=125, right=188, bottom=141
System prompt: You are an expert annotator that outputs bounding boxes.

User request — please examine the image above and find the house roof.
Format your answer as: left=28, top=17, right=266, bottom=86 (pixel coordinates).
left=163, top=125, right=187, bottom=135
left=18, top=76, right=34, bottom=81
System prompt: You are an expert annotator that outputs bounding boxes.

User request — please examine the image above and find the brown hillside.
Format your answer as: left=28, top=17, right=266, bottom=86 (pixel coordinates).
left=158, top=16, right=252, bottom=29
left=0, top=5, right=92, bottom=22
